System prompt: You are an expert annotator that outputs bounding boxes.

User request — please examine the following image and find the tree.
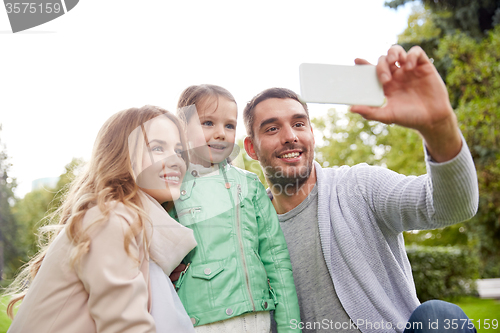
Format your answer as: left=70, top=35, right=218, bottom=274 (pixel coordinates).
left=12, top=187, right=56, bottom=261
left=386, top=0, right=500, bottom=39
left=312, top=108, right=385, bottom=168
left=387, top=0, right=500, bottom=89
left=311, top=108, right=426, bottom=175
left=237, top=139, right=267, bottom=186
left=436, top=27, right=500, bottom=277
left=11, top=158, right=84, bottom=274
left=0, top=125, right=20, bottom=280
left=385, top=0, right=500, bottom=277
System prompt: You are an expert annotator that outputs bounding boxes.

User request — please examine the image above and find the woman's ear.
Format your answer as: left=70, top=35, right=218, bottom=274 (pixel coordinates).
left=244, top=136, right=258, bottom=160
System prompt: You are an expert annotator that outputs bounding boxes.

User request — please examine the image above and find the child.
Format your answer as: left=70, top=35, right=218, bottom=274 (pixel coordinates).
left=6, top=106, right=197, bottom=333
left=173, top=84, right=301, bottom=332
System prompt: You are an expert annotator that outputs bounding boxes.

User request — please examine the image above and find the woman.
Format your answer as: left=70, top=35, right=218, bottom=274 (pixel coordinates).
left=6, top=106, right=197, bottom=333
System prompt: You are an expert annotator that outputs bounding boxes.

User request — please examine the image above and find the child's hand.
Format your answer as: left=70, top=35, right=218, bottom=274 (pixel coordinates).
left=169, top=264, right=186, bottom=282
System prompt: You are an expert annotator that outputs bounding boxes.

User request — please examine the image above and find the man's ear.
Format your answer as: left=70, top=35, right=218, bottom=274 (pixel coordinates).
left=244, top=136, right=258, bottom=160
left=311, top=126, right=315, bottom=145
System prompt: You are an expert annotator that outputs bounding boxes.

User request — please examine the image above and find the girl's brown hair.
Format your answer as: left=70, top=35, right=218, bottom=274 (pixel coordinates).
left=5, top=105, right=188, bottom=318
left=177, top=84, right=236, bottom=124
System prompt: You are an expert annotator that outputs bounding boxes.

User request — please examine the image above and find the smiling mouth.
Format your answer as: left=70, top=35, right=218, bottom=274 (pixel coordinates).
left=208, top=144, right=227, bottom=150
left=278, top=152, right=301, bottom=159
left=160, top=175, right=180, bottom=182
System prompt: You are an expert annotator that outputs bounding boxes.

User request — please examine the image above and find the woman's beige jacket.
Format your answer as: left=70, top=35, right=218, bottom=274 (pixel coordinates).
left=8, top=193, right=197, bottom=333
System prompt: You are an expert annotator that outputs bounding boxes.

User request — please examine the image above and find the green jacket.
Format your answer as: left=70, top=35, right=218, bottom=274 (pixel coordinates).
left=172, top=161, right=301, bottom=332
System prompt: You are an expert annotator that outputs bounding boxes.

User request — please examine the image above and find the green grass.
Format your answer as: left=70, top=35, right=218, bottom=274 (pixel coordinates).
left=452, top=297, right=500, bottom=332
left=0, top=295, right=497, bottom=332
left=0, top=296, right=12, bottom=333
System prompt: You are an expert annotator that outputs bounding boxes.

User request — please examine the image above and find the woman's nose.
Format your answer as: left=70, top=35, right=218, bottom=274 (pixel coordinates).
left=162, top=151, right=183, bottom=169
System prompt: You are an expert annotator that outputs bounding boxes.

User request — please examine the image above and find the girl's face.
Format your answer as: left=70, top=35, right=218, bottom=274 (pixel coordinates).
left=136, top=116, right=186, bottom=204
left=186, top=97, right=237, bottom=166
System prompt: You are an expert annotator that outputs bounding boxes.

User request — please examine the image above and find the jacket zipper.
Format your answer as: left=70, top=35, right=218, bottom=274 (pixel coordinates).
left=236, top=183, right=255, bottom=311
left=177, top=207, right=201, bottom=218
left=175, top=263, right=190, bottom=291
left=222, top=164, right=255, bottom=312
left=253, top=250, right=278, bottom=305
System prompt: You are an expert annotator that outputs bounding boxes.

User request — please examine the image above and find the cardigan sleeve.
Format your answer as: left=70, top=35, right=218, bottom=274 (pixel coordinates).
left=352, top=134, right=479, bottom=234
left=254, top=180, right=302, bottom=333
left=77, top=209, right=156, bottom=333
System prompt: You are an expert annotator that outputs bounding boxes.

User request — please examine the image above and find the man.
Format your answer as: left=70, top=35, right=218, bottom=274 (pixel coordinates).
left=243, top=45, right=479, bottom=333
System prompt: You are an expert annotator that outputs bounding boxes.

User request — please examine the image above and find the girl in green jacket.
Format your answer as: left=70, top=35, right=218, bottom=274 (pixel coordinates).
left=172, top=84, right=301, bottom=333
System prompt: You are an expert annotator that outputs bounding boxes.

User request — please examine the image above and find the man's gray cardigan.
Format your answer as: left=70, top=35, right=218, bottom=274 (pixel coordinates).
left=315, top=137, right=478, bottom=333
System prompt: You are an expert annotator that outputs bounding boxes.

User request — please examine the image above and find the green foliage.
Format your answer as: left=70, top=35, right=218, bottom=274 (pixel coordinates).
left=236, top=139, right=267, bottom=186
left=386, top=0, right=500, bottom=38
left=389, top=1, right=500, bottom=87
left=438, top=25, right=500, bottom=108
left=9, top=158, right=83, bottom=278
left=436, top=26, right=500, bottom=277
left=0, top=126, right=20, bottom=279
left=312, top=108, right=425, bottom=174
left=0, top=296, right=12, bottom=333
left=377, top=125, right=425, bottom=176
left=407, top=245, right=480, bottom=302
left=398, top=5, right=442, bottom=44
left=394, top=4, right=451, bottom=80
left=312, top=109, right=384, bottom=167
left=53, top=158, right=84, bottom=209
left=385, top=0, right=500, bottom=278
left=404, top=223, right=470, bottom=247
left=12, top=188, right=56, bottom=260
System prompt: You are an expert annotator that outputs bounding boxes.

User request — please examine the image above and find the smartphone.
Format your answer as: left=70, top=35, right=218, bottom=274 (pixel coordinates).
left=299, top=63, right=385, bottom=106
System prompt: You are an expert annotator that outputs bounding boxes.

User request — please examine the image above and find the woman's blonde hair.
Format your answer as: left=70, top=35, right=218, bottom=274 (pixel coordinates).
left=5, top=105, right=188, bottom=318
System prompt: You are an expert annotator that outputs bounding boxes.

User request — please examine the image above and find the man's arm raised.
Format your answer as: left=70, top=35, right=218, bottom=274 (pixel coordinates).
left=350, top=45, right=462, bottom=163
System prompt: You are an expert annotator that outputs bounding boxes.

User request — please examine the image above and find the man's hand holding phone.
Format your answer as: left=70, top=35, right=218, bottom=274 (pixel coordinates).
left=351, top=45, right=462, bottom=162
left=300, top=45, right=462, bottom=162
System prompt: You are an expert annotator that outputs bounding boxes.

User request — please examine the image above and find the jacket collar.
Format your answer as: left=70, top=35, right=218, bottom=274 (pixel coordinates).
left=188, top=159, right=231, bottom=178
left=140, top=192, right=197, bottom=275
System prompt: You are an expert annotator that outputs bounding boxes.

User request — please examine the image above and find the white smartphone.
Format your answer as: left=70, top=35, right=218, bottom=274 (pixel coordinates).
left=299, top=63, right=385, bottom=106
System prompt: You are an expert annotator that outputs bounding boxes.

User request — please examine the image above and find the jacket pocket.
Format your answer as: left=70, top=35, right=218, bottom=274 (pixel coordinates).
left=191, top=261, right=224, bottom=280
left=252, top=249, right=265, bottom=270
left=177, top=207, right=202, bottom=226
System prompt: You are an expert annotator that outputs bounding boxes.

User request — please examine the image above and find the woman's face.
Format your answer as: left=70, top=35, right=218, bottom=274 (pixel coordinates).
left=136, top=116, right=186, bottom=204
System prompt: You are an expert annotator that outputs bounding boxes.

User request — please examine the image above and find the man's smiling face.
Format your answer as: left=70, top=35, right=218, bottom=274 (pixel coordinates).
left=245, top=98, right=315, bottom=189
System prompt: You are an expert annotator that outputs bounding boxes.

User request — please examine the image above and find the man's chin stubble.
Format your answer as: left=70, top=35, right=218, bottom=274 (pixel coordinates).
left=265, top=165, right=312, bottom=196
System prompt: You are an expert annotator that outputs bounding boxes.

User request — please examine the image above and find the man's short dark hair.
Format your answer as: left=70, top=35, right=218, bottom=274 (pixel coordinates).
left=243, top=88, right=309, bottom=138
